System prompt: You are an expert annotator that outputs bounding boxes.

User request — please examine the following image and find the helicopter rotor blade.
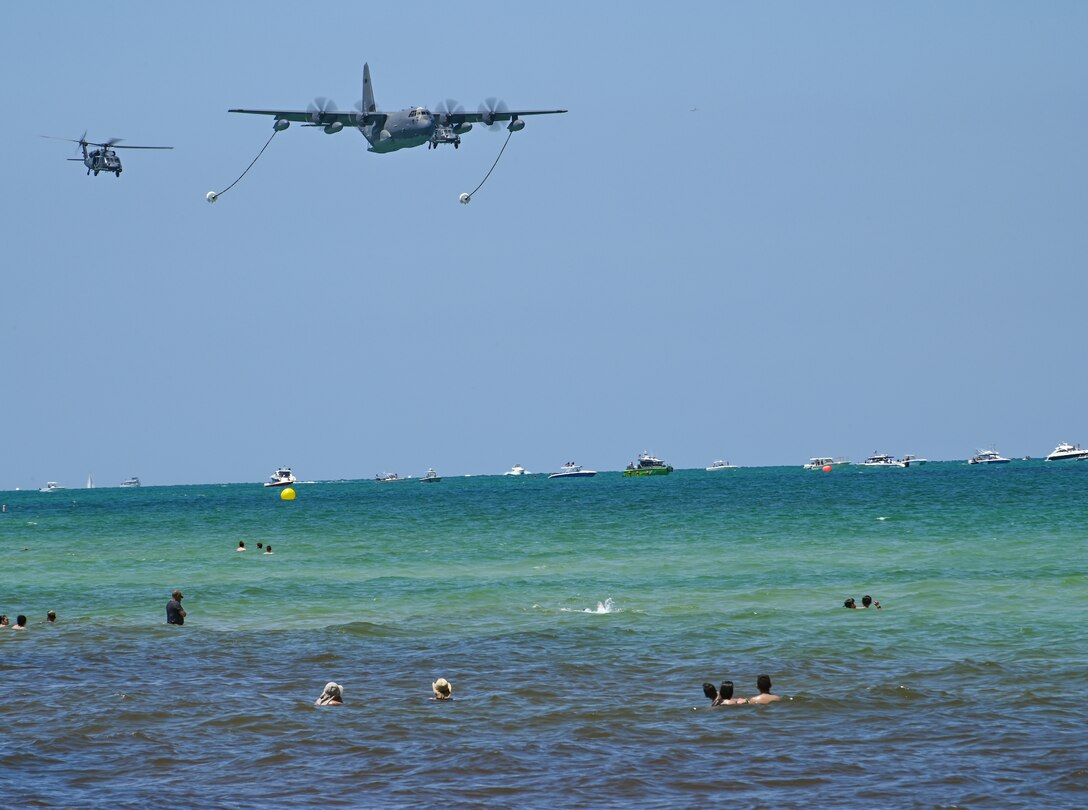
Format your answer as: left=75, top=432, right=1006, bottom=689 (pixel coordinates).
left=110, top=144, right=174, bottom=150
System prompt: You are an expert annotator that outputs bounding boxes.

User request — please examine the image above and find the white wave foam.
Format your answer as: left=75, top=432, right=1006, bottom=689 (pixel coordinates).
left=561, top=597, right=617, bottom=614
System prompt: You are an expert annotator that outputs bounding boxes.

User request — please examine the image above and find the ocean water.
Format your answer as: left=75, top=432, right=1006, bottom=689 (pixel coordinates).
left=2, top=463, right=1086, bottom=808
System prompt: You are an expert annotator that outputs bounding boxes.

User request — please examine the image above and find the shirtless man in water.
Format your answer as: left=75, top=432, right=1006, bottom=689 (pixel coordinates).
left=748, top=674, right=781, bottom=704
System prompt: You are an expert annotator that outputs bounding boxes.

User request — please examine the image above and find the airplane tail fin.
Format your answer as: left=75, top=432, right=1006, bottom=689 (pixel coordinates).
left=362, top=63, right=376, bottom=113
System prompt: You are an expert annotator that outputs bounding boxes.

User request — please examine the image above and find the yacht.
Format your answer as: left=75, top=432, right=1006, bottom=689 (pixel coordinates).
left=1045, top=442, right=1088, bottom=462
left=120, top=477, right=141, bottom=488
left=264, top=467, right=297, bottom=487
left=859, top=453, right=906, bottom=468
left=548, top=462, right=597, bottom=479
left=38, top=482, right=65, bottom=492
left=421, top=468, right=442, bottom=483
left=900, top=455, right=928, bottom=467
left=505, top=464, right=530, bottom=476
left=623, top=451, right=673, bottom=476
left=803, top=457, right=851, bottom=470
left=968, top=449, right=1011, bottom=465
left=375, top=472, right=403, bottom=482
left=705, top=460, right=737, bottom=471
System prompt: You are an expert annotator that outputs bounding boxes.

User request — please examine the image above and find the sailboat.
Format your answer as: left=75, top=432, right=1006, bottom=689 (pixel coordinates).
left=86, top=474, right=95, bottom=489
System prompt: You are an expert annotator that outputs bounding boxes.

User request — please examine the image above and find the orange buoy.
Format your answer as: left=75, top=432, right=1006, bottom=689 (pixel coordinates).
left=822, top=465, right=833, bottom=472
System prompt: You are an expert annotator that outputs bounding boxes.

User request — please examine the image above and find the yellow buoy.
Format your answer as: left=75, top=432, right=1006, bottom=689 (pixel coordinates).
left=280, top=487, right=296, bottom=501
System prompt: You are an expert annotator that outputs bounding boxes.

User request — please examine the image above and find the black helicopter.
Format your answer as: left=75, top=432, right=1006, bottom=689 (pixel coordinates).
left=42, top=132, right=173, bottom=176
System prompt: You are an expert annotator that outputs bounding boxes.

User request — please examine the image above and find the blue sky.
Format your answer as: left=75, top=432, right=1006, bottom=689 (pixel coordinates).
left=2, top=1, right=1086, bottom=487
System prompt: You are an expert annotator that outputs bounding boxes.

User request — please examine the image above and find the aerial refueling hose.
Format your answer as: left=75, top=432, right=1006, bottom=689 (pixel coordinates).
left=206, top=130, right=279, bottom=203
left=459, top=129, right=513, bottom=204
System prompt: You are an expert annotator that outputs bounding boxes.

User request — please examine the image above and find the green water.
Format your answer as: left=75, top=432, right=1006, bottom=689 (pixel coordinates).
left=1, top=463, right=1086, bottom=807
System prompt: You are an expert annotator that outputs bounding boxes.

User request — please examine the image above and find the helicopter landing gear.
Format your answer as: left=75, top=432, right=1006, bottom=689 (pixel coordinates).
left=93, top=170, right=99, bottom=176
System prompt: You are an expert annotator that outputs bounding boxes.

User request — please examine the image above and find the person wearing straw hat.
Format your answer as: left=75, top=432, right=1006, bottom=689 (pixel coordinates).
left=431, top=678, right=453, bottom=700
left=315, top=682, right=344, bottom=706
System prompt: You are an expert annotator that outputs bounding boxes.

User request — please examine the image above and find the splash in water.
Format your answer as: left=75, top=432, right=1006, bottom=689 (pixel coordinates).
left=583, top=598, right=616, bottom=614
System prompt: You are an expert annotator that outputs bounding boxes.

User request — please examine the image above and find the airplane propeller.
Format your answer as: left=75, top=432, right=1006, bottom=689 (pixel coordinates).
left=306, top=97, right=337, bottom=125
left=350, top=100, right=366, bottom=126
left=477, top=97, right=509, bottom=130
left=435, top=99, right=465, bottom=125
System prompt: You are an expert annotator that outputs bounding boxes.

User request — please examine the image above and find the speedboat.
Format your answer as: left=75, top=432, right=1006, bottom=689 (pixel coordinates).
left=859, top=453, right=905, bottom=468
left=900, top=455, right=928, bottom=467
left=1045, top=442, right=1088, bottom=462
left=264, top=467, right=297, bottom=487
left=120, top=477, right=141, bottom=488
left=705, top=460, right=737, bottom=471
left=421, top=468, right=442, bottom=483
left=549, top=462, right=596, bottom=479
left=375, top=472, right=403, bottom=482
left=38, top=482, right=65, bottom=492
left=804, top=457, right=851, bottom=470
left=968, top=449, right=1011, bottom=465
left=623, top=451, right=673, bottom=476
left=505, top=464, right=530, bottom=476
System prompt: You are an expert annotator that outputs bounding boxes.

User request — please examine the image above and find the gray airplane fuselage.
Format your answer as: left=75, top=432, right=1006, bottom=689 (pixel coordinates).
left=362, top=107, right=434, bottom=153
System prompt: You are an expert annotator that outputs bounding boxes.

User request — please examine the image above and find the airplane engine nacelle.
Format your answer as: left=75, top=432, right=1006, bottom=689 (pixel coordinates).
left=453, top=122, right=473, bottom=134
left=273, top=119, right=290, bottom=131
left=508, top=119, right=525, bottom=132
left=324, top=122, right=344, bottom=134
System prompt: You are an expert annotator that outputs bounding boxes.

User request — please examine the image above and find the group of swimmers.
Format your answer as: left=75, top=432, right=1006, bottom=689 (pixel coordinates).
left=844, top=595, right=881, bottom=609
left=314, top=677, right=453, bottom=707
left=0, top=610, right=56, bottom=630
left=236, top=541, right=273, bottom=554
left=699, top=675, right=780, bottom=708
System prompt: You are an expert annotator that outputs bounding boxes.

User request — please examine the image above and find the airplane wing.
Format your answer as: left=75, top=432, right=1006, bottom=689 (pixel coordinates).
left=228, top=109, right=386, bottom=127
left=439, top=109, right=567, bottom=125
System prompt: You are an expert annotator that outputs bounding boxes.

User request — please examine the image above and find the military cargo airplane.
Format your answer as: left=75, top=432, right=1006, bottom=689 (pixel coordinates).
left=228, top=63, right=566, bottom=152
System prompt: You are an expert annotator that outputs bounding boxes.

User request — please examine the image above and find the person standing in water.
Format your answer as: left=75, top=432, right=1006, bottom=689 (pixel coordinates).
left=166, top=590, right=186, bottom=625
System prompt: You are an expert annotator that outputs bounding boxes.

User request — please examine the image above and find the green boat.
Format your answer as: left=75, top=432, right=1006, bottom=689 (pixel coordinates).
left=623, top=452, right=673, bottom=476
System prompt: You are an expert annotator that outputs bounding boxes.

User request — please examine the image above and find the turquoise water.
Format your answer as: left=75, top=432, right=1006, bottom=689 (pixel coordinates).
left=2, top=463, right=1086, bottom=807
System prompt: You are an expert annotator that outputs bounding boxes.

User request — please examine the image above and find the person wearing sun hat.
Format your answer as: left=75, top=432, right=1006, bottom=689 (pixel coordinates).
left=315, top=682, right=344, bottom=706
left=431, top=678, right=453, bottom=700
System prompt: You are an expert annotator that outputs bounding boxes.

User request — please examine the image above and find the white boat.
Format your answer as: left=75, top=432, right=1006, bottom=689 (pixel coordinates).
left=120, top=477, right=141, bottom=488
left=39, top=482, right=65, bottom=492
left=264, top=467, right=297, bottom=487
left=860, top=453, right=905, bottom=468
left=549, top=462, right=597, bottom=479
left=969, top=449, right=1011, bottom=465
left=505, top=464, right=530, bottom=476
left=421, top=468, right=442, bottom=483
left=375, top=472, right=403, bottom=482
left=705, top=460, right=737, bottom=471
left=803, top=457, right=851, bottom=470
left=1045, top=442, right=1088, bottom=462
left=900, top=455, right=928, bottom=467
